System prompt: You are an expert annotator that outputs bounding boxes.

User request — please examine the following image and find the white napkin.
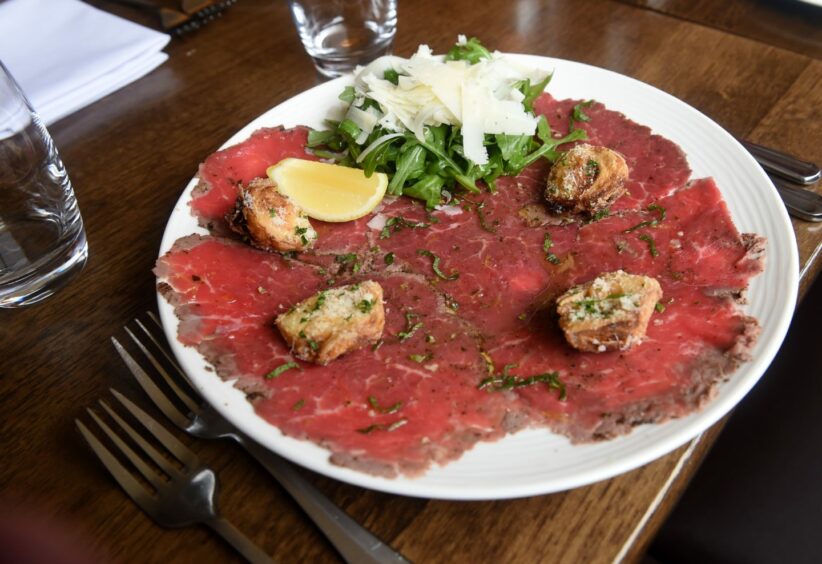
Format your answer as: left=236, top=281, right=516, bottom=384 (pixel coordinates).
left=0, top=0, right=171, bottom=125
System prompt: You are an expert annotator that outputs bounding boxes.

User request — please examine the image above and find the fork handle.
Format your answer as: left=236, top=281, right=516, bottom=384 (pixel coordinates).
left=206, top=517, right=275, bottom=564
left=236, top=436, right=410, bottom=564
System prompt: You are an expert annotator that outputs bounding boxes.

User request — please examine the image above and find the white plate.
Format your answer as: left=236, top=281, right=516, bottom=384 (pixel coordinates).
left=157, top=55, right=798, bottom=500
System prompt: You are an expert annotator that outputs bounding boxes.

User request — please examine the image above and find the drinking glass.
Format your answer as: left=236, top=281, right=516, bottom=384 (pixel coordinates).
left=0, top=62, right=88, bottom=308
left=287, top=0, right=398, bottom=78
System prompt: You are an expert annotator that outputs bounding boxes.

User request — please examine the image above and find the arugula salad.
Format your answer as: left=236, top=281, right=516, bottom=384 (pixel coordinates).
left=307, top=37, right=589, bottom=208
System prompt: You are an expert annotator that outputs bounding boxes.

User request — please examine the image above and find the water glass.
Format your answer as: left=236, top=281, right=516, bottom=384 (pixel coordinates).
left=287, top=0, right=398, bottom=78
left=0, top=62, right=88, bottom=308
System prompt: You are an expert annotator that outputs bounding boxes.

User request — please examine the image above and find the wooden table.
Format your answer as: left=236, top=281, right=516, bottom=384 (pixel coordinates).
left=2, top=1, right=820, bottom=562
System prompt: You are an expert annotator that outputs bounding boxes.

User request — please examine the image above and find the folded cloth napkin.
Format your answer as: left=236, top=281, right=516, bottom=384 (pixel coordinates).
left=0, top=0, right=170, bottom=125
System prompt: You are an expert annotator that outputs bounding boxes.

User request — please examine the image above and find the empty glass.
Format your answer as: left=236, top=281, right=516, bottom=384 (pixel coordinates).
left=0, top=62, right=88, bottom=308
left=287, top=0, right=398, bottom=78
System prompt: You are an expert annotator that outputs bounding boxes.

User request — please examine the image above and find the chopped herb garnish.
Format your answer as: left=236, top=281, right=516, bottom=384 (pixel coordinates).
left=585, top=159, right=599, bottom=177
left=269, top=208, right=278, bottom=218
left=334, top=253, right=362, bottom=273
left=639, top=233, right=659, bottom=257
left=624, top=219, right=657, bottom=233
left=655, top=302, right=666, bottom=313
left=372, top=339, right=384, bottom=352
left=257, top=286, right=267, bottom=294
left=298, top=330, right=319, bottom=351
left=425, top=334, right=436, bottom=343
left=478, top=365, right=566, bottom=400
left=467, top=199, right=497, bottom=233
left=543, top=232, right=554, bottom=252
left=417, top=249, right=459, bottom=280
left=292, top=399, right=305, bottom=411
left=398, top=311, right=423, bottom=342
left=312, top=291, right=327, bottom=312
left=367, top=395, right=404, bottom=414
left=408, top=352, right=433, bottom=363
left=380, top=216, right=429, bottom=239
left=384, top=252, right=395, bottom=265
left=295, top=226, right=310, bottom=245
left=335, top=253, right=357, bottom=264
left=591, top=208, right=610, bottom=222
left=265, top=361, right=299, bottom=379
left=517, top=312, right=528, bottom=321
left=543, top=232, right=562, bottom=264
left=624, top=203, right=667, bottom=232
left=616, top=241, right=627, bottom=254
left=569, top=99, right=594, bottom=131
left=648, top=203, right=667, bottom=221
left=357, top=299, right=374, bottom=313
left=356, top=418, right=408, bottom=434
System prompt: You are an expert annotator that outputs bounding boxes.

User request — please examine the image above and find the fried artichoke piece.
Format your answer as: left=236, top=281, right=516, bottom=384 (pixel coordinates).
left=545, top=144, right=629, bottom=216
left=556, top=270, right=662, bottom=353
left=276, top=281, right=385, bottom=364
left=226, top=177, right=316, bottom=252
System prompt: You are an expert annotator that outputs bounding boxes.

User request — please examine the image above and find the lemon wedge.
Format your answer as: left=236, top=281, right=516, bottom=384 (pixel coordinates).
left=266, top=158, right=388, bottom=222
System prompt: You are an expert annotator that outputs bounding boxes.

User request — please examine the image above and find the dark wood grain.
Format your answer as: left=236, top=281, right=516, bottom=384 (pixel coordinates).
left=617, top=0, right=822, bottom=59
left=2, top=0, right=820, bottom=562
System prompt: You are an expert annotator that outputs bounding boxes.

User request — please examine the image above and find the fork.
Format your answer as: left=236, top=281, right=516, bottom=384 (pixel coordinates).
left=112, top=312, right=410, bottom=564
left=76, top=389, right=274, bottom=564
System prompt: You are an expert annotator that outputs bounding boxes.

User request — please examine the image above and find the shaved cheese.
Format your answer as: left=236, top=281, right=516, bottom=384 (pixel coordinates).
left=352, top=45, right=550, bottom=165
left=367, top=213, right=387, bottom=230
left=346, top=105, right=381, bottom=144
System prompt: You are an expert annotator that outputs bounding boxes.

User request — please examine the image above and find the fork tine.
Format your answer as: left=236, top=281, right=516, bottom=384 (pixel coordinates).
left=144, top=312, right=185, bottom=377
left=112, top=336, right=193, bottom=429
left=76, top=419, right=155, bottom=507
left=135, top=315, right=200, bottom=413
left=111, top=389, right=199, bottom=469
left=97, top=399, right=182, bottom=479
left=81, top=408, right=163, bottom=489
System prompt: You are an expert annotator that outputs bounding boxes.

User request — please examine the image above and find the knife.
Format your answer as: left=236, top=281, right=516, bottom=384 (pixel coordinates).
left=769, top=174, right=822, bottom=222
left=742, top=140, right=821, bottom=185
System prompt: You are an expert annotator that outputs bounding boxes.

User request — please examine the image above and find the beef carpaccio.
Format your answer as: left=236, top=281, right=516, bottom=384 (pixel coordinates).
left=157, top=93, right=765, bottom=477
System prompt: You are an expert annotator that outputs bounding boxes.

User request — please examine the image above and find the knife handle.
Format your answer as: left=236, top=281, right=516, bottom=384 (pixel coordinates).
left=742, top=140, right=821, bottom=185
left=233, top=433, right=411, bottom=564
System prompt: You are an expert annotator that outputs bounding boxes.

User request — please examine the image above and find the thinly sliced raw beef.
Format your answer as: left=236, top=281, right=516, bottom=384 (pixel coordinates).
left=259, top=272, right=517, bottom=476
left=155, top=235, right=328, bottom=396
left=480, top=178, right=764, bottom=441
left=367, top=174, right=578, bottom=336
left=157, top=236, right=516, bottom=477
left=158, top=95, right=766, bottom=477
left=189, top=127, right=316, bottom=229
left=484, top=284, right=759, bottom=441
left=574, top=178, right=765, bottom=296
